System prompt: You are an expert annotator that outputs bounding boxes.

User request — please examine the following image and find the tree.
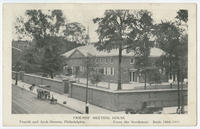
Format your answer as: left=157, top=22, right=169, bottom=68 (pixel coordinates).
left=149, top=69, right=162, bottom=86
left=15, top=10, right=87, bottom=77
left=82, top=56, right=99, bottom=81
left=90, top=72, right=102, bottom=86
left=176, top=9, right=188, bottom=113
left=93, top=10, right=153, bottom=90
left=40, top=36, right=66, bottom=78
left=154, top=22, right=181, bottom=80
left=154, top=10, right=188, bottom=112
left=15, top=10, right=66, bottom=76
left=176, top=10, right=188, bottom=23
left=18, top=47, right=42, bottom=73
left=64, top=22, right=89, bottom=44
left=127, top=10, right=154, bottom=89
left=154, top=10, right=188, bottom=81
left=175, top=9, right=188, bottom=80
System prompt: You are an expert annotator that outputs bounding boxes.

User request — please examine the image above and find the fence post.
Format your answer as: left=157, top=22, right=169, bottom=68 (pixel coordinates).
left=63, top=79, right=69, bottom=94
left=68, top=80, right=76, bottom=98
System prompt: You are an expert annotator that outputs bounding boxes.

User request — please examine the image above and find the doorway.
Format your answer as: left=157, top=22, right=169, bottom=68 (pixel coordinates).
left=129, top=71, right=136, bottom=82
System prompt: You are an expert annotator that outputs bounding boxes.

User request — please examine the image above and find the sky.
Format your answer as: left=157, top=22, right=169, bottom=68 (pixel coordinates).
left=62, top=9, right=178, bottom=42
left=12, top=6, right=179, bottom=42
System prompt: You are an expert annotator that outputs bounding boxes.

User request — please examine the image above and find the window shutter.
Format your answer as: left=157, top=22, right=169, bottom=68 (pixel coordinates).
left=112, top=67, right=115, bottom=75
left=104, top=67, right=106, bottom=75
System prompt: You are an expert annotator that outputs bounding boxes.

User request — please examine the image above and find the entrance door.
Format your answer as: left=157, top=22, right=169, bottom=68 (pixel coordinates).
left=129, top=72, right=136, bottom=82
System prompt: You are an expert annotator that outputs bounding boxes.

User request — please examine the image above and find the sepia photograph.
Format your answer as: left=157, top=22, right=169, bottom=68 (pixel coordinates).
left=2, top=3, right=197, bottom=126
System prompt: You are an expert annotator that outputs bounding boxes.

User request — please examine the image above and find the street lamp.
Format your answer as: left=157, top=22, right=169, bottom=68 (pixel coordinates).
left=85, top=55, right=89, bottom=114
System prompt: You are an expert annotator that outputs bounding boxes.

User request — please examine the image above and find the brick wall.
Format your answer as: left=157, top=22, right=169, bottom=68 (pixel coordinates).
left=13, top=72, right=187, bottom=112
left=65, top=56, right=168, bottom=84
left=70, top=83, right=187, bottom=112
left=66, top=56, right=119, bottom=83
left=71, top=83, right=118, bottom=110
left=23, top=73, right=64, bottom=94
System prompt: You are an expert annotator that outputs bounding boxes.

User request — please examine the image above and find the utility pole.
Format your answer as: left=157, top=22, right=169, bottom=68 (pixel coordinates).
left=85, top=26, right=90, bottom=114
left=85, top=55, right=89, bottom=114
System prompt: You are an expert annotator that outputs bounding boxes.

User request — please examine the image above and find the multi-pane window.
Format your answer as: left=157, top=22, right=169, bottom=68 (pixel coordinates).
left=99, top=68, right=104, bottom=74
left=107, top=67, right=111, bottom=75
left=105, top=57, right=113, bottom=64
left=103, top=67, right=114, bottom=75
left=130, top=58, right=135, bottom=64
left=96, top=58, right=99, bottom=63
left=80, top=66, right=83, bottom=72
left=91, top=58, right=95, bottom=62
left=80, top=66, right=85, bottom=72
left=105, top=58, right=108, bottom=63
left=95, top=57, right=113, bottom=64
left=100, top=58, right=104, bottom=63
left=110, top=58, right=113, bottom=63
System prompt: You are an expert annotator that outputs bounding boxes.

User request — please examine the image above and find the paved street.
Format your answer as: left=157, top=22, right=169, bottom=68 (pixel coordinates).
left=12, top=85, right=78, bottom=114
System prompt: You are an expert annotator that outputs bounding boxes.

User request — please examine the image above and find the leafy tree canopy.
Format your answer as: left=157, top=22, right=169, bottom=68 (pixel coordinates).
left=14, top=10, right=88, bottom=77
left=175, top=10, right=188, bottom=23
left=154, top=9, right=188, bottom=80
left=94, top=9, right=154, bottom=89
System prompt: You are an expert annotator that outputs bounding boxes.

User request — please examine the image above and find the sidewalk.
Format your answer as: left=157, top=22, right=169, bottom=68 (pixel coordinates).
left=162, top=106, right=188, bottom=114
left=13, top=80, right=125, bottom=114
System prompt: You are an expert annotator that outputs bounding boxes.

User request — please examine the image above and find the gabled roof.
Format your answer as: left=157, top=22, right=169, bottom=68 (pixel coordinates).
left=62, top=44, right=165, bottom=58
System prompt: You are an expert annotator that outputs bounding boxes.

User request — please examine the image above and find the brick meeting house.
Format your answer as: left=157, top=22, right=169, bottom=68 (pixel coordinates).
left=62, top=44, right=168, bottom=84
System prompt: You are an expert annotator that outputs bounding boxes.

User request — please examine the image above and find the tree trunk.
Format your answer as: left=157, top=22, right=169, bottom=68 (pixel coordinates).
left=177, top=66, right=181, bottom=113
left=117, top=43, right=122, bottom=90
left=180, top=70, right=184, bottom=113
left=144, top=71, right=147, bottom=89
left=144, top=41, right=147, bottom=90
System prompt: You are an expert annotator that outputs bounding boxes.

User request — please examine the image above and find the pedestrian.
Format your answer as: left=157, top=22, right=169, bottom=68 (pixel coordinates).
left=41, top=91, right=44, bottom=99
left=52, top=95, right=54, bottom=101
left=50, top=95, right=54, bottom=104
left=39, top=90, right=42, bottom=99
left=37, top=89, right=40, bottom=99
left=47, top=92, right=50, bottom=100
left=44, top=91, right=48, bottom=100
left=169, top=78, right=173, bottom=88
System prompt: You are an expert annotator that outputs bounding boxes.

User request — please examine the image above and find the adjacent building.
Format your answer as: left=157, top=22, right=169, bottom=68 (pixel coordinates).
left=62, top=44, right=167, bottom=84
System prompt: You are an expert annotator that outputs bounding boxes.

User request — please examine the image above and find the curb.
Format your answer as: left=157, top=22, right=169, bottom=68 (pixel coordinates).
left=57, top=103, right=83, bottom=114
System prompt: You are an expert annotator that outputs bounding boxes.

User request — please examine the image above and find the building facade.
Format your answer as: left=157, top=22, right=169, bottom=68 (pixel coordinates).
left=62, top=44, right=167, bottom=84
